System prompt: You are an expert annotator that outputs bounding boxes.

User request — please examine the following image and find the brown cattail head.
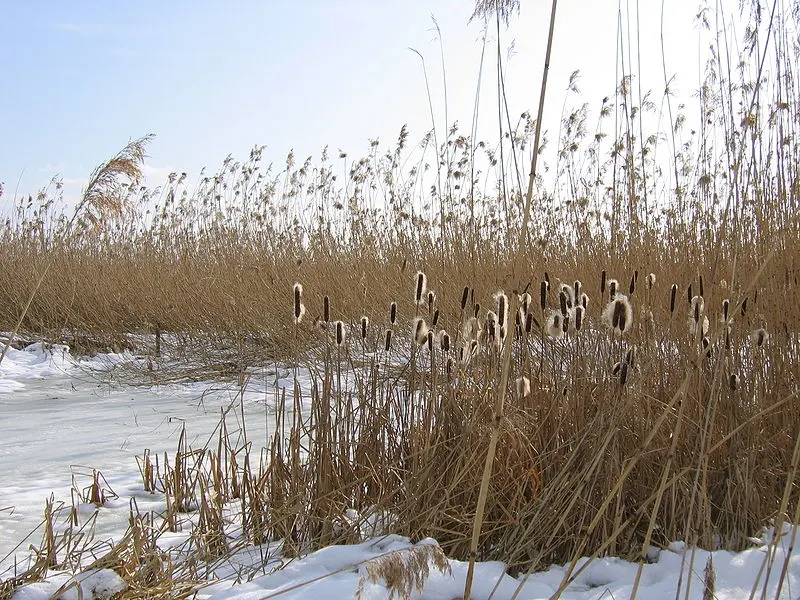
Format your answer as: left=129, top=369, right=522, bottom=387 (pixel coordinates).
left=602, top=294, right=633, bottom=335
left=334, top=320, right=345, bottom=346
left=439, top=330, right=450, bottom=353
left=562, top=311, right=570, bottom=332
left=540, top=280, right=548, bottom=312
left=323, top=295, right=331, bottom=322
left=390, top=301, right=398, bottom=325
left=525, top=312, right=534, bottom=333
left=432, top=309, right=440, bottom=327
left=687, top=284, right=693, bottom=305
left=722, top=299, right=730, bottom=322
left=741, top=297, right=748, bottom=316
left=414, top=271, right=427, bottom=306
left=612, top=362, right=622, bottom=376
left=699, top=274, right=704, bottom=298
left=427, top=330, right=435, bottom=353
left=670, top=284, right=677, bottom=313
left=293, top=283, right=306, bottom=324
left=574, top=305, right=585, bottom=332
left=560, top=283, right=575, bottom=309
left=494, top=291, right=509, bottom=340
left=601, top=270, right=607, bottom=295
left=574, top=280, right=582, bottom=302
left=427, top=290, right=436, bottom=312
left=559, top=290, right=569, bottom=316
left=689, top=296, right=709, bottom=336
left=474, top=302, right=481, bottom=318
left=620, top=361, right=629, bottom=386
left=581, top=293, right=589, bottom=310
left=646, top=273, right=656, bottom=290
left=360, top=316, right=369, bottom=340
left=385, top=329, right=393, bottom=352
left=413, top=317, right=429, bottom=345
left=751, top=328, right=769, bottom=347
left=461, top=286, right=470, bottom=311
left=629, top=273, right=636, bottom=295
left=608, top=278, right=618, bottom=300
left=515, top=376, right=531, bottom=399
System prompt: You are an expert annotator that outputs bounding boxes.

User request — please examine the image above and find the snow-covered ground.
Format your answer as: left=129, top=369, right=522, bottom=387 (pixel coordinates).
left=2, top=342, right=800, bottom=599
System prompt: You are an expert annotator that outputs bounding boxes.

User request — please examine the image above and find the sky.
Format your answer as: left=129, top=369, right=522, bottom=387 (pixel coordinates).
left=0, top=1, right=710, bottom=213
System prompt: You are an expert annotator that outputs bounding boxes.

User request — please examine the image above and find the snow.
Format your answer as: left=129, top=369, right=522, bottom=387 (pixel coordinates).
left=3, top=341, right=800, bottom=599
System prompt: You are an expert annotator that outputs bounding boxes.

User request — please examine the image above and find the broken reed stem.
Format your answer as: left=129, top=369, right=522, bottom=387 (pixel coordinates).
left=464, top=2, right=559, bottom=598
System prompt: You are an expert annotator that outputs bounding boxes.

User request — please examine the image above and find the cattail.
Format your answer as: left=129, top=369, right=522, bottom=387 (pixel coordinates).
left=432, top=309, right=440, bottom=327
left=360, top=316, right=369, bottom=340
left=389, top=301, right=398, bottom=326
left=689, top=296, right=708, bottom=336
left=439, top=330, right=450, bottom=353
left=612, top=362, right=622, bottom=376
left=574, top=280, right=582, bottom=303
left=412, top=317, right=429, bottom=345
left=629, top=273, right=636, bottom=295
left=414, top=271, right=427, bottom=306
left=518, top=292, right=532, bottom=316
left=446, top=357, right=454, bottom=378
left=581, top=293, right=589, bottom=310
left=461, top=286, right=470, bottom=311
left=323, top=295, right=330, bottom=322
left=574, top=305, right=585, bottom=331
left=687, top=284, right=693, bottom=305
left=560, top=283, right=574, bottom=309
left=601, top=270, right=607, bottom=295
left=427, top=290, right=436, bottom=311
left=334, top=320, right=345, bottom=346
left=474, top=303, right=481, bottom=318
left=494, top=291, right=509, bottom=340
left=562, top=311, right=570, bottom=333
left=515, top=376, right=531, bottom=399
left=722, top=299, right=730, bottom=322
left=608, top=278, right=618, bottom=300
left=540, top=280, right=548, bottom=312
left=702, top=336, right=711, bottom=357
left=751, top=328, right=768, bottom=347
left=486, top=311, right=498, bottom=344
left=699, top=274, right=704, bottom=298
left=462, top=316, right=481, bottom=341
left=646, top=273, right=656, bottom=290
left=602, top=294, right=633, bottom=335
left=670, top=284, right=677, bottom=313
left=427, top=330, right=434, bottom=353
left=525, top=312, right=534, bottom=333
left=559, top=290, right=569, bottom=316
left=729, top=373, right=739, bottom=391
left=546, top=311, right=564, bottom=339
left=385, top=329, right=393, bottom=352
left=293, top=283, right=306, bottom=324
left=741, top=297, right=748, bottom=316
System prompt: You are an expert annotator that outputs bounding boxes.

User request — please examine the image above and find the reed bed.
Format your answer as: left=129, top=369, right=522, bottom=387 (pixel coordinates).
left=1, top=1, right=800, bottom=598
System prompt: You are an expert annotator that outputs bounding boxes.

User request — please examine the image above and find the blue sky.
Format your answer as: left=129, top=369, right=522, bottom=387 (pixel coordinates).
left=0, top=1, right=705, bottom=212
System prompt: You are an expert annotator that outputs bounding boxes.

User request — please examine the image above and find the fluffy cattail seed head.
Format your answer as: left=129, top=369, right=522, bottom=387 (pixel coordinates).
left=413, top=317, right=429, bottom=345
left=515, top=376, right=531, bottom=399
left=646, top=273, right=656, bottom=290
left=729, top=373, right=739, bottom=391
left=608, top=278, right=619, bottom=300
left=602, top=294, right=633, bottom=335
left=293, top=283, right=306, bottom=324
left=390, top=302, right=398, bottom=326
left=751, top=328, right=769, bottom=347
left=427, top=290, right=436, bottom=311
left=494, top=291, right=509, bottom=340
left=360, top=316, right=369, bottom=340
left=439, top=330, right=451, bottom=353
left=546, top=311, right=564, bottom=339
left=574, top=280, right=582, bottom=302
left=414, top=271, right=427, bottom=306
